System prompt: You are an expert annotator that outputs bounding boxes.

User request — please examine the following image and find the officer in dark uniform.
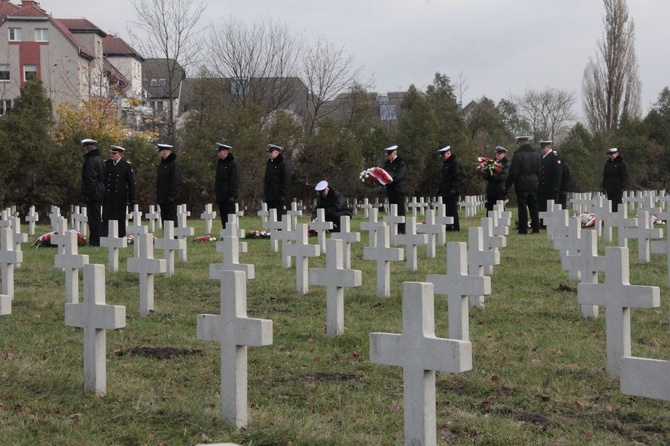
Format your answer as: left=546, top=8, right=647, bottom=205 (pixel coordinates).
left=80, top=138, right=105, bottom=246
left=537, top=140, right=562, bottom=224
left=311, top=180, right=352, bottom=232
left=556, top=152, right=572, bottom=210
left=504, top=136, right=541, bottom=234
left=102, top=145, right=136, bottom=237
left=263, top=143, right=291, bottom=219
left=156, top=143, right=181, bottom=224
left=214, top=142, right=239, bottom=229
left=602, top=148, right=629, bottom=212
left=382, top=145, right=408, bottom=234
left=484, top=146, right=509, bottom=213
left=437, top=145, right=463, bottom=232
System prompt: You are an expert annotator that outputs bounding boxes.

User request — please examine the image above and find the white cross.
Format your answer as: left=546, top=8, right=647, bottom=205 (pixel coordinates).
left=360, top=208, right=384, bottom=249
left=146, top=205, right=162, bottom=232
left=370, top=282, right=471, bottom=446
left=155, top=221, right=184, bottom=277
left=209, top=233, right=255, bottom=281
left=100, top=220, right=127, bottom=272
left=127, top=233, right=166, bottom=317
left=395, top=216, right=427, bottom=272
left=265, top=208, right=283, bottom=253
left=200, top=203, right=217, bottom=235
left=221, top=220, right=247, bottom=254
left=382, top=203, right=405, bottom=245
left=561, top=230, right=604, bottom=318
left=64, top=264, right=126, bottom=395
left=427, top=242, right=490, bottom=340
left=310, top=238, right=361, bottom=336
left=363, top=224, right=404, bottom=298
left=284, top=223, right=320, bottom=294
left=25, top=205, right=39, bottom=236
left=54, top=230, right=89, bottom=304
left=578, top=247, right=660, bottom=377
left=197, top=270, right=273, bottom=428
left=173, top=212, right=194, bottom=261
left=330, top=215, right=360, bottom=269
left=466, top=226, right=498, bottom=307
left=310, top=208, right=333, bottom=254
left=416, top=208, right=444, bottom=259
left=0, top=227, right=22, bottom=298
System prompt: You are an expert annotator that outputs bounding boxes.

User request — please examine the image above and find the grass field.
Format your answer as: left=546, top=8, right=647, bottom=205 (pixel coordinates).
left=1, top=210, right=670, bottom=445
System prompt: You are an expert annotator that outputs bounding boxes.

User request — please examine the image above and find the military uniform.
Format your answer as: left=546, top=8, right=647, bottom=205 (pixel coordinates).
left=538, top=149, right=562, bottom=213
left=215, top=144, right=239, bottom=228
left=602, top=148, right=629, bottom=212
left=80, top=139, right=105, bottom=246
left=264, top=144, right=291, bottom=218
left=103, top=155, right=136, bottom=237
left=382, top=146, right=408, bottom=233
left=156, top=145, right=181, bottom=223
left=504, top=138, right=541, bottom=234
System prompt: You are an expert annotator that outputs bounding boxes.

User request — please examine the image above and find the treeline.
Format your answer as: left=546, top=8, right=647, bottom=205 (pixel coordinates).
left=2, top=78, right=670, bottom=217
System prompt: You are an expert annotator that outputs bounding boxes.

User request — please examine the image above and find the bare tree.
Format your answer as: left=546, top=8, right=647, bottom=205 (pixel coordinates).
left=206, top=17, right=301, bottom=118
left=301, top=36, right=363, bottom=137
left=128, top=0, right=206, bottom=143
left=512, top=88, right=577, bottom=143
left=453, top=70, right=470, bottom=107
left=582, top=0, right=641, bottom=136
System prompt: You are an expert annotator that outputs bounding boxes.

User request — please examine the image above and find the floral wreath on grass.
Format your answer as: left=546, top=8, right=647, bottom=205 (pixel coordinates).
left=359, top=167, right=393, bottom=188
left=475, top=157, right=503, bottom=177
left=245, top=230, right=270, bottom=239
left=32, top=230, right=85, bottom=248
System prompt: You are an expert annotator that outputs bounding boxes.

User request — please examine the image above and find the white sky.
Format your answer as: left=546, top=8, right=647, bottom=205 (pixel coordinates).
left=43, top=0, right=670, bottom=117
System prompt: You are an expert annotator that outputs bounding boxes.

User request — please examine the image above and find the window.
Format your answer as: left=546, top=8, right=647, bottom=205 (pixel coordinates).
left=35, top=28, right=49, bottom=42
left=23, top=65, right=37, bottom=81
left=0, top=100, right=12, bottom=116
left=151, top=100, right=163, bottom=112
left=158, top=78, right=166, bottom=87
left=0, top=64, right=9, bottom=82
left=150, top=78, right=158, bottom=87
left=8, top=27, right=22, bottom=41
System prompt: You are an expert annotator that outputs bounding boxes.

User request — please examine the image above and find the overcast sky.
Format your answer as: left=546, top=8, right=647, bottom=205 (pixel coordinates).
left=43, top=0, right=670, bottom=118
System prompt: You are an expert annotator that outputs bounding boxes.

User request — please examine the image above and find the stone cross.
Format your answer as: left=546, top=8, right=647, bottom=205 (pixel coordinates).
left=51, top=217, right=68, bottom=255
left=360, top=208, right=384, bottom=248
left=0, top=227, right=22, bottom=298
left=174, top=211, right=194, bottom=261
left=127, top=233, right=167, bottom=317
left=591, top=195, right=613, bottom=241
left=360, top=198, right=373, bottom=219
left=561, top=230, right=603, bottom=318
left=221, top=219, right=247, bottom=254
left=25, top=205, right=39, bottom=235
left=146, top=205, right=162, bottom=232
left=287, top=201, right=303, bottom=229
left=72, top=206, right=89, bottom=237
left=330, top=215, right=360, bottom=269
left=54, top=230, right=90, bottom=304
left=433, top=201, right=454, bottom=246
left=209, top=234, right=255, bottom=281
left=369, top=282, right=472, bottom=446
left=395, top=216, right=427, bottom=272
left=578, top=246, right=660, bottom=377
left=265, top=208, right=283, bottom=253
left=100, top=220, right=127, bottom=272
left=427, top=242, right=491, bottom=341
left=257, top=202, right=269, bottom=226
left=49, top=205, right=61, bottom=231
left=616, top=202, right=638, bottom=248
left=625, top=210, right=663, bottom=263
left=197, top=270, right=273, bottom=428
left=416, top=208, right=445, bottom=259
left=467, top=226, right=498, bottom=307
left=310, top=238, right=361, bottom=336
left=490, top=202, right=511, bottom=237
left=552, top=215, right=582, bottom=260
left=284, top=223, right=320, bottom=293
left=363, top=224, right=404, bottom=298
left=310, top=208, right=333, bottom=254
left=276, top=217, right=297, bottom=268
left=154, top=220, right=184, bottom=277
left=9, top=215, right=26, bottom=267
left=382, top=203, right=405, bottom=245
left=479, top=217, right=504, bottom=275
left=408, top=197, right=422, bottom=217
left=200, top=203, right=217, bottom=235
left=64, top=263, right=126, bottom=395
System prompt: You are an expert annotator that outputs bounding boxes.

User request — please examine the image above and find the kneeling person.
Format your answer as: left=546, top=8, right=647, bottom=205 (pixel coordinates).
left=311, top=180, right=352, bottom=232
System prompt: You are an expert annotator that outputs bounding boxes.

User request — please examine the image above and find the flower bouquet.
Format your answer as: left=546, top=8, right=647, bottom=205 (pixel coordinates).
left=32, top=229, right=85, bottom=248
left=194, top=235, right=216, bottom=242
left=475, top=157, right=503, bottom=178
left=359, top=167, right=393, bottom=187
left=245, top=229, right=270, bottom=239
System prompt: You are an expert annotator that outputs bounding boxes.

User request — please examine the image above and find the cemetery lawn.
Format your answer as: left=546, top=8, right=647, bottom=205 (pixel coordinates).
left=2, top=213, right=670, bottom=445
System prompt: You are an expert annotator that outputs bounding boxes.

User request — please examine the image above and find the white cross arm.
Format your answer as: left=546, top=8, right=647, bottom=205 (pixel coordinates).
left=369, top=333, right=472, bottom=373
left=127, top=258, right=167, bottom=275
left=64, top=303, right=126, bottom=330
left=578, top=283, right=660, bottom=308
left=620, top=356, right=670, bottom=401
left=197, top=314, right=273, bottom=347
